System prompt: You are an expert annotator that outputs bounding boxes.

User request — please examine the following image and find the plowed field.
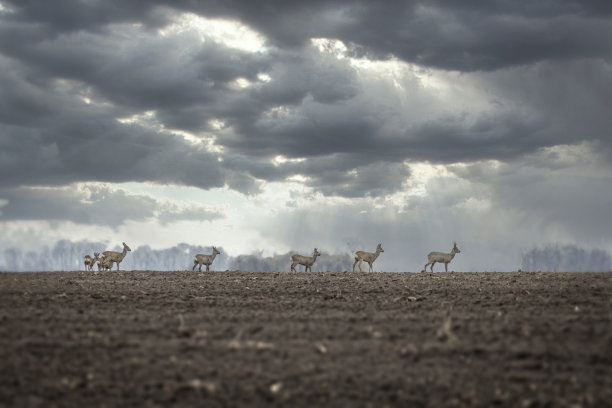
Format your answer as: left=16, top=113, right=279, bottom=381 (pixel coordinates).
left=1, top=271, right=611, bottom=407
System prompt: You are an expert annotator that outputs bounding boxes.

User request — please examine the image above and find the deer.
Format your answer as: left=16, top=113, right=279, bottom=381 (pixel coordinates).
left=84, top=252, right=100, bottom=271
left=102, top=242, right=131, bottom=271
left=353, top=243, right=384, bottom=272
left=422, top=242, right=461, bottom=273
left=291, top=248, right=321, bottom=272
left=193, top=247, right=221, bottom=272
left=98, top=255, right=113, bottom=271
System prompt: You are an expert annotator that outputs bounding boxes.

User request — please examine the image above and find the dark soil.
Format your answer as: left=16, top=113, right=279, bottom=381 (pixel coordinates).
left=1, top=271, right=611, bottom=407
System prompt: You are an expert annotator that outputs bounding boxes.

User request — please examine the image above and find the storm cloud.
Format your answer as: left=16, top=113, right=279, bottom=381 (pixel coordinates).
left=1, top=1, right=611, bottom=270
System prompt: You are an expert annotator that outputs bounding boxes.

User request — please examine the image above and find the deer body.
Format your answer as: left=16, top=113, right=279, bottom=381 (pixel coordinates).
left=102, top=242, right=131, bottom=271
left=193, top=247, right=221, bottom=272
left=353, top=244, right=384, bottom=272
left=291, top=248, right=321, bottom=272
left=98, top=255, right=113, bottom=271
left=422, top=242, right=461, bottom=272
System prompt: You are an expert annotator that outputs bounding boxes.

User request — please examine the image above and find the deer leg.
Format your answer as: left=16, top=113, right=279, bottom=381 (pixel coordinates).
left=352, top=258, right=359, bottom=272
left=445, top=263, right=448, bottom=272
left=291, top=262, right=296, bottom=272
left=430, top=262, right=435, bottom=272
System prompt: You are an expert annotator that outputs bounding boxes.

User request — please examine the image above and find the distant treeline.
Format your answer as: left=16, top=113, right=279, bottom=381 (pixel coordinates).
left=231, top=251, right=352, bottom=272
left=521, top=245, right=611, bottom=272
left=2, top=240, right=611, bottom=272
left=0, top=240, right=353, bottom=272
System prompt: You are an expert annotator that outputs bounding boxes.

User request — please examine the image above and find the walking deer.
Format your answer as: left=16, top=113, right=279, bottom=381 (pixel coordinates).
left=102, top=242, right=131, bottom=271
left=422, top=242, right=461, bottom=272
left=193, top=247, right=221, bottom=272
left=291, top=248, right=321, bottom=272
left=353, top=244, right=384, bottom=272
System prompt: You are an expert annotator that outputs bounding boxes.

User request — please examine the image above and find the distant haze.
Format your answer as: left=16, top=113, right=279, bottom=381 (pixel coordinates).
left=521, top=245, right=611, bottom=273
left=1, top=240, right=610, bottom=272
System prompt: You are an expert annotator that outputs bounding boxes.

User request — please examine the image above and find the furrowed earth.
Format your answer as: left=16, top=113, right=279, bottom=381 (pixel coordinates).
left=1, top=271, right=611, bottom=407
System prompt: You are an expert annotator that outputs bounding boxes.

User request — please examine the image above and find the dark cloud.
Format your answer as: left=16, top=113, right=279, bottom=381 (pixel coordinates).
left=302, top=159, right=411, bottom=198
left=5, top=1, right=611, bottom=70
left=0, top=0, right=611, bottom=206
left=0, top=54, right=231, bottom=190
left=0, top=185, right=223, bottom=225
left=0, top=1, right=169, bottom=34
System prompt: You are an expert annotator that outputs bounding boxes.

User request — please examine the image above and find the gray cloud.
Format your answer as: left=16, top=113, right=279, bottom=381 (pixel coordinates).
left=2, top=2, right=611, bottom=199
left=0, top=185, right=223, bottom=226
left=5, top=1, right=611, bottom=70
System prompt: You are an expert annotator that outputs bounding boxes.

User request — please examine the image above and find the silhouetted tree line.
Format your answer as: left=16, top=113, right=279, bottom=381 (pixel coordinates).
left=521, top=244, right=611, bottom=272
left=229, top=251, right=352, bottom=272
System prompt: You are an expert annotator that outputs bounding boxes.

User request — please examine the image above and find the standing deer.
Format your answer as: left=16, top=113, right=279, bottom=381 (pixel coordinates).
left=193, top=247, right=221, bottom=272
left=291, top=248, right=321, bottom=272
left=422, top=242, right=461, bottom=273
left=84, top=252, right=100, bottom=271
left=102, top=242, right=132, bottom=271
left=98, top=255, right=113, bottom=271
left=353, top=243, right=384, bottom=272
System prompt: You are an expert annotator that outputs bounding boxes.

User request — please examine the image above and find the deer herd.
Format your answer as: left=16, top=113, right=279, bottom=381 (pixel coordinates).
left=84, top=242, right=131, bottom=272
left=85, top=242, right=461, bottom=273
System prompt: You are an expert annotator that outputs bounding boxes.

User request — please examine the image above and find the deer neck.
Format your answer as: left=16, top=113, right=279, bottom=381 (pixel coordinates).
left=373, top=249, right=382, bottom=261
left=311, top=253, right=319, bottom=263
left=210, top=252, right=218, bottom=262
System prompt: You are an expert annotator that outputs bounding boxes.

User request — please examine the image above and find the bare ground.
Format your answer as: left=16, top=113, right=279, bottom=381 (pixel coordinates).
left=1, top=271, right=611, bottom=407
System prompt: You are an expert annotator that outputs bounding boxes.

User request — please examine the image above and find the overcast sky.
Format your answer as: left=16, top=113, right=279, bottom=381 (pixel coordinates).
left=1, top=1, right=611, bottom=271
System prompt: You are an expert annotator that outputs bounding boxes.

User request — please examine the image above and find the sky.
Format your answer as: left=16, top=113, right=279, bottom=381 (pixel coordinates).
left=1, top=1, right=611, bottom=271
